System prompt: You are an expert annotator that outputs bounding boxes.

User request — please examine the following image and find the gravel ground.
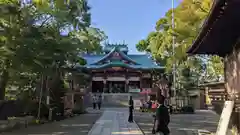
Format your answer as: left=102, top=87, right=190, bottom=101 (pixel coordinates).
left=1, top=110, right=103, bottom=135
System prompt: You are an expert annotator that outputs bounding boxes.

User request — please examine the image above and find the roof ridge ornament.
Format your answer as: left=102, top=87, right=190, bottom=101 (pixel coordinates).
left=90, top=47, right=140, bottom=65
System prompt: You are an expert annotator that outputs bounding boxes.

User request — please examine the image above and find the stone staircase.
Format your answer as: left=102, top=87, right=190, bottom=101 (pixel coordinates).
left=102, top=93, right=130, bottom=107
left=85, top=93, right=144, bottom=108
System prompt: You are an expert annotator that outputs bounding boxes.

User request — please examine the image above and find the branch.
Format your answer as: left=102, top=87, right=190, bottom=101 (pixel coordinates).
left=193, top=1, right=209, bottom=13
left=199, top=7, right=209, bottom=13
left=40, top=15, right=53, bottom=28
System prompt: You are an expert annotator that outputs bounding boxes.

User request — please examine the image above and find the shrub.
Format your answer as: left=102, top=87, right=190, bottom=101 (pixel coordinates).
left=181, top=105, right=195, bottom=114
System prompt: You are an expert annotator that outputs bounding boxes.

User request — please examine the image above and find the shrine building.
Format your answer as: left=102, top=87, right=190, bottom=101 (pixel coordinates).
left=79, top=44, right=164, bottom=94
left=187, top=0, right=240, bottom=132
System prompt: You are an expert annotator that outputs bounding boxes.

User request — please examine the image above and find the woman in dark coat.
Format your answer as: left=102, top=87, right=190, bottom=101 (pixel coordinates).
left=155, top=95, right=170, bottom=135
left=128, top=96, right=134, bottom=123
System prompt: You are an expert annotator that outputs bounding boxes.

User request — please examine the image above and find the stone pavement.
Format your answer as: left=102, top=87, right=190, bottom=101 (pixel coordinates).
left=2, top=108, right=232, bottom=135
left=134, top=110, right=220, bottom=135
left=88, top=108, right=143, bottom=135
left=2, top=109, right=102, bottom=135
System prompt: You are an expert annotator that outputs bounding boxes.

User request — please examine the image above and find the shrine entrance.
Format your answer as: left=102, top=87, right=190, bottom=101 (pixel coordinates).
left=128, top=81, right=140, bottom=90
left=85, top=43, right=164, bottom=107
left=92, top=81, right=104, bottom=93
left=106, top=81, right=125, bottom=93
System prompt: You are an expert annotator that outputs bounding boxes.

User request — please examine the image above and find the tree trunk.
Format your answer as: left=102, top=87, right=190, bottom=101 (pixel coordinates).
left=0, top=70, right=9, bottom=100
left=224, top=49, right=240, bottom=133
left=48, top=67, right=65, bottom=115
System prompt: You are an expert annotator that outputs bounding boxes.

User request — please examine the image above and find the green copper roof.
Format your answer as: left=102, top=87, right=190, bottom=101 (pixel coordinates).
left=79, top=52, right=164, bottom=70
left=91, top=47, right=140, bottom=65
left=94, top=61, right=133, bottom=69
left=103, top=44, right=128, bottom=52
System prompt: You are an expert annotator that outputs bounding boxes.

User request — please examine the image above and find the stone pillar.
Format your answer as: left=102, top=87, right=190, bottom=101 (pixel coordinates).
left=150, top=74, right=153, bottom=88
left=103, top=79, right=107, bottom=93
left=140, top=74, right=143, bottom=89
left=125, top=72, right=129, bottom=93
left=125, top=79, right=129, bottom=93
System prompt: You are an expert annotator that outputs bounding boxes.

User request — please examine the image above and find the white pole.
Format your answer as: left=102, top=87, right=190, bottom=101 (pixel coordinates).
left=171, top=0, right=176, bottom=99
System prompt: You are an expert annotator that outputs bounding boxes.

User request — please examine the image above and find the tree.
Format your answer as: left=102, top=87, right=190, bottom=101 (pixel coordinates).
left=0, top=0, right=106, bottom=102
left=136, top=32, right=157, bottom=52
left=136, top=0, right=223, bottom=95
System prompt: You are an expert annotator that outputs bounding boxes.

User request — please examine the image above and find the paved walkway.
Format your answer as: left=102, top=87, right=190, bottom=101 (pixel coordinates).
left=2, top=109, right=102, bottom=135
left=88, top=108, right=143, bottom=135
left=134, top=110, right=233, bottom=135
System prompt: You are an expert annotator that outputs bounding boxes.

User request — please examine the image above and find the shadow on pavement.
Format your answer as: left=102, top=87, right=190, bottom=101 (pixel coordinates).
left=134, top=111, right=219, bottom=135
left=2, top=112, right=103, bottom=135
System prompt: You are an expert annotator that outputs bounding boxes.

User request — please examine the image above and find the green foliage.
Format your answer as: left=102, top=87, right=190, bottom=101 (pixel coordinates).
left=136, top=32, right=157, bottom=52
left=0, top=0, right=106, bottom=100
left=136, top=0, right=224, bottom=94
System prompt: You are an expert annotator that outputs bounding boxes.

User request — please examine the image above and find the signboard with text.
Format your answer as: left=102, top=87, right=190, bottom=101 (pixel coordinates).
left=129, top=89, right=141, bottom=93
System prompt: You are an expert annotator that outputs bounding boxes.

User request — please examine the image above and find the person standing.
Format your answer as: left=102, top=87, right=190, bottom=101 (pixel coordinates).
left=128, top=96, right=134, bottom=123
left=97, top=95, right=102, bottom=110
left=155, top=95, right=170, bottom=135
left=92, top=95, right=97, bottom=109
left=147, top=100, right=152, bottom=112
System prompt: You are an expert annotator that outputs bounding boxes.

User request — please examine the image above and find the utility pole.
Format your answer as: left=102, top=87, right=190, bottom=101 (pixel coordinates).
left=171, top=0, right=177, bottom=99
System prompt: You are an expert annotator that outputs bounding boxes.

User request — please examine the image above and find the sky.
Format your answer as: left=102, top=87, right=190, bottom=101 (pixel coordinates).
left=88, top=0, right=180, bottom=54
